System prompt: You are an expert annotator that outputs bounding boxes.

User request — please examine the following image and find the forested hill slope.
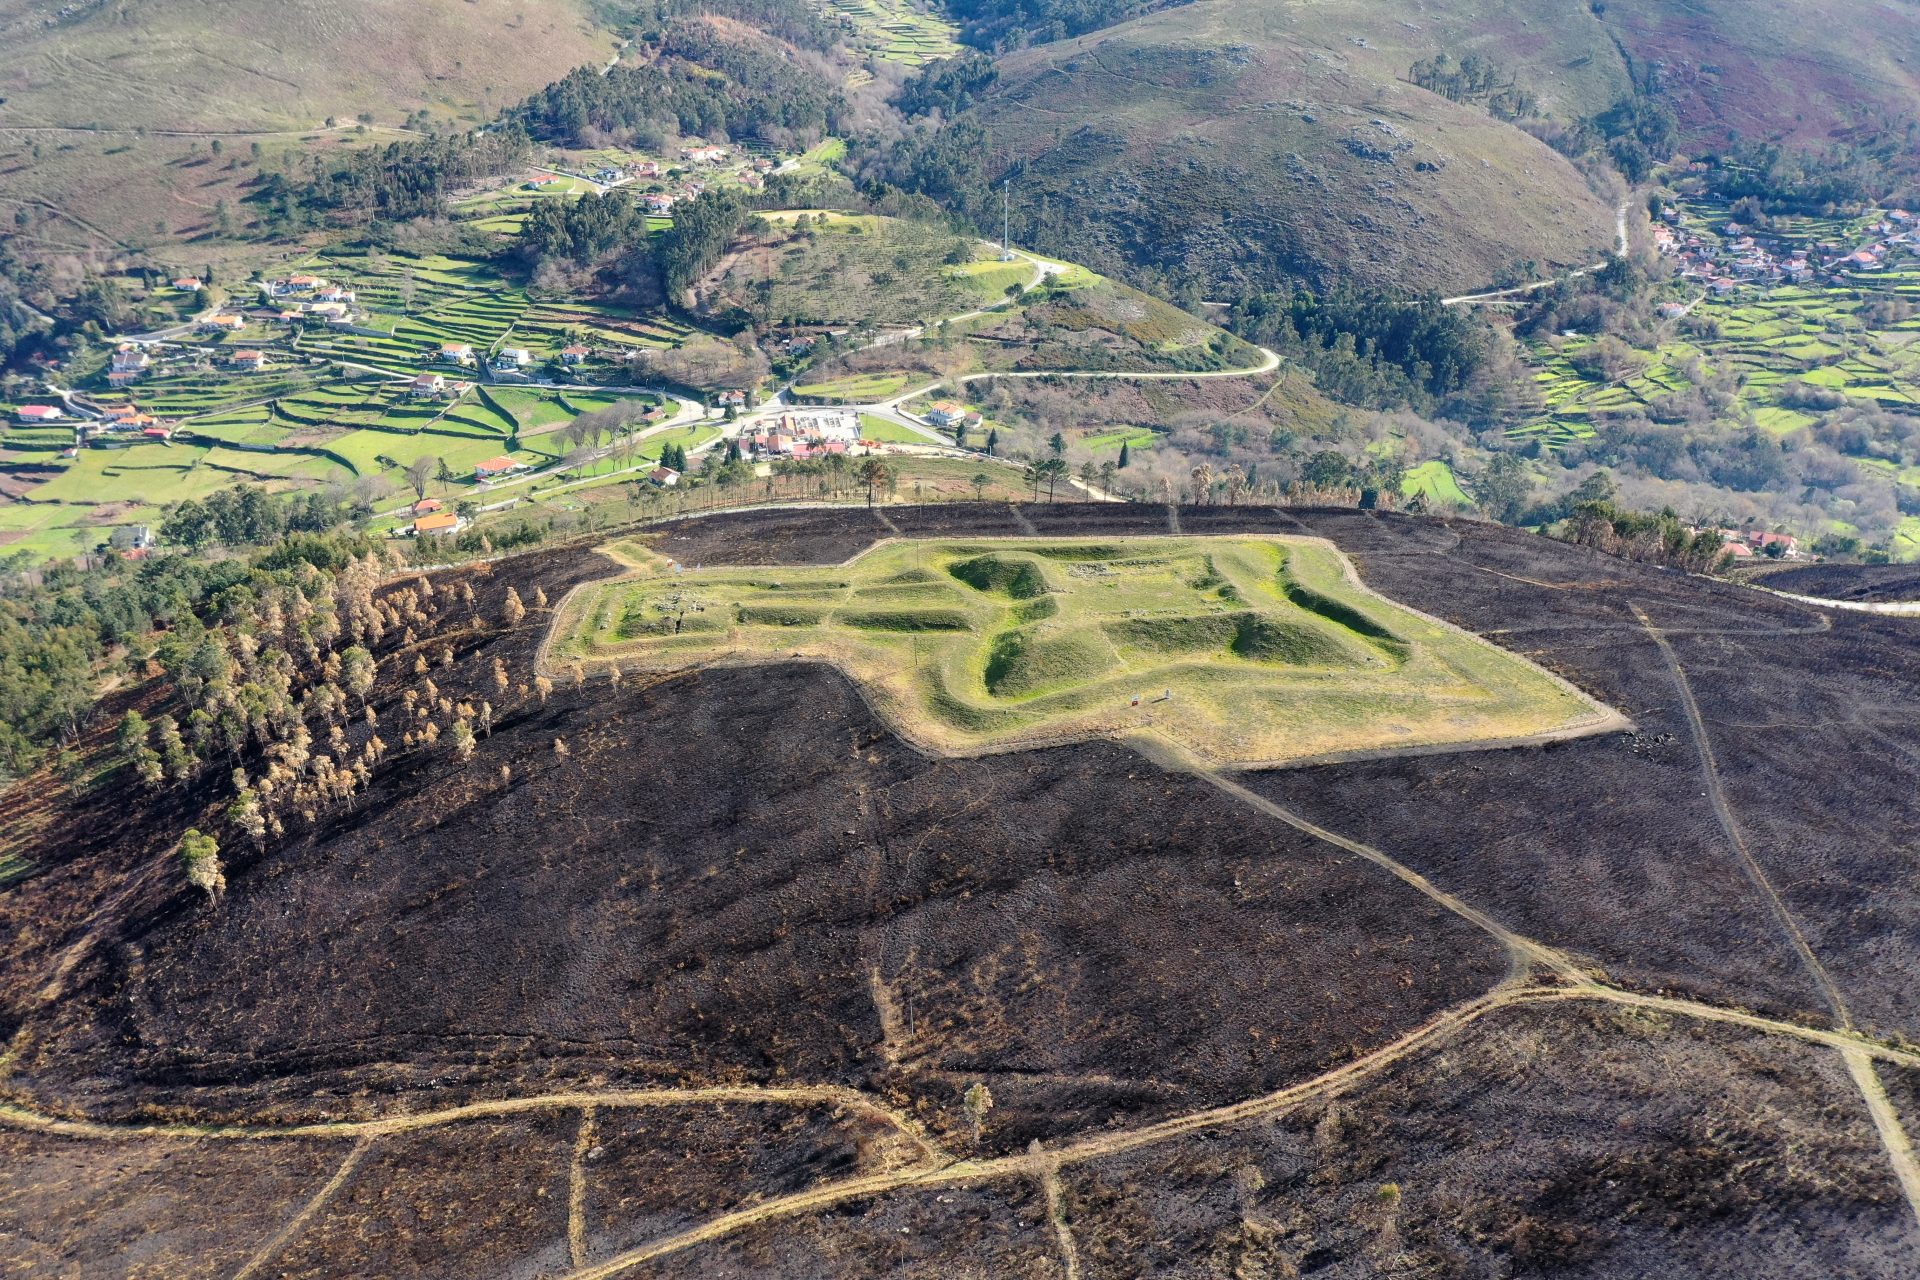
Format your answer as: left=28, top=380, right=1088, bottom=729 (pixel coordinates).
left=906, top=0, right=1620, bottom=297
left=0, top=0, right=615, bottom=130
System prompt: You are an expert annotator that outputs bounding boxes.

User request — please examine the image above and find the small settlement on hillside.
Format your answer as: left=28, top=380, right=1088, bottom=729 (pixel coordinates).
left=1655, top=207, right=1918, bottom=295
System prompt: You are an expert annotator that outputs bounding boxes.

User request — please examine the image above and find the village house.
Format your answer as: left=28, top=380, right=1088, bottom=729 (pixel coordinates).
left=201, top=313, right=246, bottom=333
left=411, top=497, right=444, bottom=516
left=439, top=342, right=476, bottom=366
left=644, top=193, right=676, bottom=215
left=107, top=345, right=150, bottom=385
left=634, top=161, right=663, bottom=179
left=411, top=372, right=447, bottom=399
left=263, top=274, right=327, bottom=298
left=680, top=145, right=728, bottom=164
left=923, top=401, right=966, bottom=427
left=228, top=349, right=269, bottom=372
left=524, top=175, right=564, bottom=190
left=593, top=167, right=622, bottom=184
left=717, top=389, right=747, bottom=409
left=648, top=465, right=681, bottom=487
left=14, top=404, right=63, bottom=423
left=172, top=277, right=204, bottom=291
left=473, top=455, right=527, bottom=482
left=491, top=347, right=532, bottom=370
left=141, top=425, right=174, bottom=441
left=411, top=510, right=462, bottom=537
left=108, top=525, right=154, bottom=553
left=559, top=343, right=590, bottom=365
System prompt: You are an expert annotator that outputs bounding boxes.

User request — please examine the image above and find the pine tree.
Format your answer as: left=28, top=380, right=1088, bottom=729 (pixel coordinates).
left=179, top=829, right=224, bottom=901
left=1117, top=440, right=1131, bottom=469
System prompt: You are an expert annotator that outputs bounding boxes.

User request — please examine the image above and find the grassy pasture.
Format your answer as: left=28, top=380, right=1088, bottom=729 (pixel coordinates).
left=1401, top=460, right=1471, bottom=508
left=555, top=535, right=1611, bottom=764
left=794, top=372, right=914, bottom=402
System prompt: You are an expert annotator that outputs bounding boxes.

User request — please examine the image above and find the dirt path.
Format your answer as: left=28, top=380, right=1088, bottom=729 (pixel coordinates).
left=1632, top=607, right=1853, bottom=1029
left=0, top=1083, right=939, bottom=1159
left=1150, top=745, right=1582, bottom=981
left=1843, top=1049, right=1920, bottom=1228
left=229, top=1136, right=371, bottom=1280
left=569, top=1106, right=598, bottom=1267
left=1441, top=201, right=1630, bottom=306
left=1041, top=1166, right=1082, bottom=1280
left=549, top=987, right=1523, bottom=1280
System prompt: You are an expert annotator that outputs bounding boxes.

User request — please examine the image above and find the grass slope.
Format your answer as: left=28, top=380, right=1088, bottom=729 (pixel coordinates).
left=0, top=0, right=613, bottom=131
left=556, top=534, right=1612, bottom=763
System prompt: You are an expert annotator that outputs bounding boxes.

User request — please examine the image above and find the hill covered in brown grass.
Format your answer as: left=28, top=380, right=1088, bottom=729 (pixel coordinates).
left=0, top=0, right=614, bottom=131
left=927, top=0, right=1622, bottom=297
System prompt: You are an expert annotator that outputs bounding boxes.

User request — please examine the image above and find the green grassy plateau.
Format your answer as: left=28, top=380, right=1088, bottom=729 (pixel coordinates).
left=554, top=535, right=1617, bottom=764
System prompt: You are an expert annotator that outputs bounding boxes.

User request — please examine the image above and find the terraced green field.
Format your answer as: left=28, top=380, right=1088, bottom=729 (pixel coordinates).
left=555, top=536, right=1614, bottom=764
left=1516, top=265, right=1920, bottom=452
left=812, top=0, right=960, bottom=81
left=1081, top=426, right=1160, bottom=454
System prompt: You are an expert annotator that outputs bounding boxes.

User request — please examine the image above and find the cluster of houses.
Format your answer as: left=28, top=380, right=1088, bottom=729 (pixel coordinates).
left=1704, top=527, right=1805, bottom=561
left=258, top=272, right=360, bottom=326
left=737, top=409, right=878, bottom=461
left=1654, top=207, right=1918, bottom=297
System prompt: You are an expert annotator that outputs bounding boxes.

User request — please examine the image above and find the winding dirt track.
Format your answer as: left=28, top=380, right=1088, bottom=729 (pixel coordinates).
left=7, top=521, right=1919, bottom=1272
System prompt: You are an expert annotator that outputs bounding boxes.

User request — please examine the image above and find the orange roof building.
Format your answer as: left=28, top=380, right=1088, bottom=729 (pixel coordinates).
left=412, top=511, right=460, bottom=535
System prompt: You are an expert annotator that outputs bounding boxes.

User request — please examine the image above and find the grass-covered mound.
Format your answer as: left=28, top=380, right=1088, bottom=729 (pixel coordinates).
left=948, top=552, right=1052, bottom=599
left=984, top=625, right=1117, bottom=698
left=555, top=535, right=1619, bottom=765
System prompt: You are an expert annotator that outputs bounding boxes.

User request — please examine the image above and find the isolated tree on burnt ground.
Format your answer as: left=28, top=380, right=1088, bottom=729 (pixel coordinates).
left=179, top=828, right=224, bottom=902
left=501, top=587, right=526, bottom=628
left=963, top=1081, right=994, bottom=1147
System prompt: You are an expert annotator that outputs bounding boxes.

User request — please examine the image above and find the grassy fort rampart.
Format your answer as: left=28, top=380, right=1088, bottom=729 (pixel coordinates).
left=550, top=536, right=1623, bottom=765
